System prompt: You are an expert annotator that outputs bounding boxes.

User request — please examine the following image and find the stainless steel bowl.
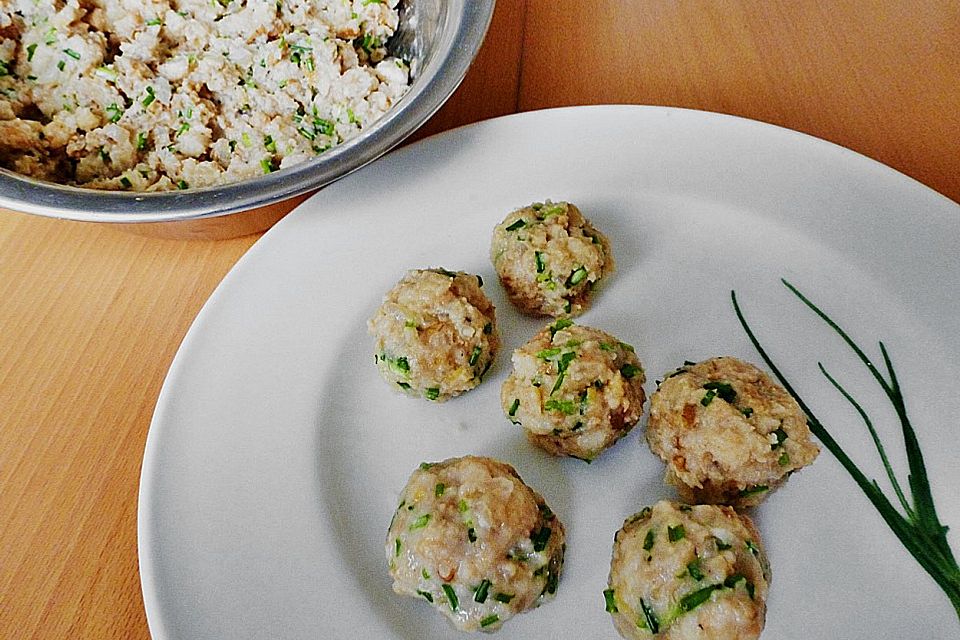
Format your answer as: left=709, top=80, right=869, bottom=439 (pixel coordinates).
left=0, top=1, right=494, bottom=239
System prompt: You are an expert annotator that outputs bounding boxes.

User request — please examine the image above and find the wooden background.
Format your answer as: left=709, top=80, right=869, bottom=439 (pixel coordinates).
left=1, top=2, right=958, bottom=638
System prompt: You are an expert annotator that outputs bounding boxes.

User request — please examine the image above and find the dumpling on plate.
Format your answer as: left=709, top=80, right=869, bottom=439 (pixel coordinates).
left=368, top=268, right=499, bottom=401
left=646, top=356, right=819, bottom=507
left=606, top=501, right=770, bottom=640
left=501, top=320, right=646, bottom=462
left=490, top=200, right=613, bottom=317
left=386, top=456, right=565, bottom=632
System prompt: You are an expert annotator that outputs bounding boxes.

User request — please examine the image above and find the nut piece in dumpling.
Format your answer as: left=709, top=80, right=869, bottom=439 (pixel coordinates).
left=386, top=456, right=565, bottom=632
left=368, top=268, right=499, bottom=401
left=646, top=356, right=819, bottom=507
left=501, top=320, right=646, bottom=461
left=606, top=501, right=770, bottom=640
left=490, top=200, right=614, bottom=317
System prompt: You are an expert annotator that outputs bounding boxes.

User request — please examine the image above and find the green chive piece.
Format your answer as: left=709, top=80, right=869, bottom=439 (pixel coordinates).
left=434, top=483, right=445, bottom=497
left=700, top=389, right=717, bottom=406
left=531, top=526, right=551, bottom=552
left=419, top=462, right=434, bottom=470
left=57, top=60, right=65, bottom=71
left=668, top=524, right=686, bottom=542
left=603, top=588, right=618, bottom=613
left=620, top=363, right=641, bottom=379
left=549, top=318, right=573, bottom=337
left=473, top=579, right=491, bottom=603
left=740, top=406, right=754, bottom=418
left=745, top=540, right=760, bottom=557
left=566, top=267, right=588, bottom=287
left=119, top=176, right=132, bottom=188
left=639, top=598, right=660, bottom=633
left=534, top=251, right=545, bottom=273
left=643, top=529, right=655, bottom=551
left=480, top=614, right=499, bottom=628
left=678, top=584, right=723, bottom=613
left=136, top=132, right=148, bottom=151
left=771, top=428, right=788, bottom=448
left=27, top=43, right=38, bottom=61
left=544, top=399, right=576, bottom=415
left=260, top=157, right=275, bottom=174
left=263, top=134, right=277, bottom=152
left=685, top=559, right=704, bottom=581
left=505, top=218, right=526, bottom=231
left=715, top=538, right=733, bottom=551
left=723, top=574, right=745, bottom=588
left=458, top=499, right=468, bottom=513
left=467, top=527, right=477, bottom=543
left=146, top=17, right=162, bottom=26
left=417, top=589, right=433, bottom=602
left=469, top=346, right=482, bottom=366
left=394, top=538, right=401, bottom=556
left=425, top=387, right=440, bottom=401
left=537, top=347, right=562, bottom=360
left=176, top=180, right=189, bottom=190
left=441, top=584, right=458, bottom=611
left=409, top=514, right=431, bottom=531
left=63, top=48, right=80, bottom=60
left=493, top=592, right=515, bottom=603
left=703, top=380, right=737, bottom=403
left=779, top=451, right=791, bottom=466
left=142, top=86, right=155, bottom=107
left=508, top=398, right=520, bottom=417
left=738, top=485, right=769, bottom=498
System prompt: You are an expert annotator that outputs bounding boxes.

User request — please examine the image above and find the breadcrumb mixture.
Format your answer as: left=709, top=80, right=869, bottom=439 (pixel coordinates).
left=0, top=0, right=409, bottom=190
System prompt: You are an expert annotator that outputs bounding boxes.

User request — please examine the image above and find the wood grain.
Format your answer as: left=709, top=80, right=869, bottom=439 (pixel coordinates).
left=1, top=2, right=957, bottom=638
left=519, top=0, right=960, bottom=203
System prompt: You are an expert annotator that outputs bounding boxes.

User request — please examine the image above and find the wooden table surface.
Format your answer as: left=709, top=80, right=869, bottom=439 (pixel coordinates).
left=2, top=2, right=958, bottom=638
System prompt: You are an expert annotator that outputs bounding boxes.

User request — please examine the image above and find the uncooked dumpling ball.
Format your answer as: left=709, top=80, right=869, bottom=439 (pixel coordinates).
left=386, top=456, right=566, bottom=632
left=368, top=268, right=499, bottom=401
left=606, top=501, right=770, bottom=640
left=490, top=200, right=613, bottom=317
left=646, top=357, right=819, bottom=507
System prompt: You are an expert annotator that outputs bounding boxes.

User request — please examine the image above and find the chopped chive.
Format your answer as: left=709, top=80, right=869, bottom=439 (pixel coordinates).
left=703, top=380, right=737, bottom=403
left=723, top=573, right=745, bottom=588
left=119, top=176, right=132, bottom=188
left=263, top=134, right=277, bottom=152
left=313, top=117, right=335, bottom=136
left=176, top=180, right=189, bottom=190
left=620, top=363, right=641, bottom=379
left=544, top=399, right=576, bottom=415
left=441, top=584, right=458, bottom=611
left=493, top=592, right=515, bottom=603
left=687, top=558, right=704, bottom=581
left=643, top=529, right=655, bottom=551
left=508, top=398, right=520, bottom=417
left=565, top=267, right=588, bottom=287
left=94, top=66, right=118, bottom=82
left=599, top=342, right=616, bottom=351
left=701, top=389, right=717, bottom=406
left=639, top=598, right=660, bottom=633
left=534, top=251, right=545, bottom=273
left=678, top=584, right=723, bottom=613
left=771, top=427, right=788, bottom=448
left=57, top=60, right=65, bottom=71
left=409, top=514, right=431, bottom=531
left=745, top=540, right=760, bottom=557
left=467, top=527, right=477, bottom=542
left=146, top=17, right=162, bottom=26
left=537, top=347, right=562, bottom=360
left=425, top=387, right=440, bottom=401
left=394, top=538, right=401, bottom=556
left=740, top=406, right=754, bottom=418
left=63, top=48, right=80, bottom=60
left=549, top=318, right=573, bottom=337
left=483, top=322, right=492, bottom=334
left=434, top=483, right=445, bottom=497
left=27, top=43, right=38, bottom=61
left=531, top=526, right=551, bottom=552
left=141, top=86, right=156, bottom=107
left=715, top=538, right=732, bottom=551
left=419, top=462, right=434, bottom=470
left=458, top=499, right=468, bottom=513
left=738, top=485, right=769, bottom=498
left=668, top=524, right=686, bottom=542
left=505, top=218, right=526, bottom=231
left=480, top=614, right=499, bottom=628
left=468, top=346, right=482, bottom=367
left=136, top=132, right=148, bottom=151
left=260, top=157, right=276, bottom=174
left=422, top=568, right=430, bottom=580
left=778, top=451, right=791, bottom=465
left=603, top=588, right=618, bottom=613
left=416, top=589, right=433, bottom=602
left=473, top=579, right=491, bottom=603
left=396, top=381, right=411, bottom=390
left=241, top=132, right=252, bottom=147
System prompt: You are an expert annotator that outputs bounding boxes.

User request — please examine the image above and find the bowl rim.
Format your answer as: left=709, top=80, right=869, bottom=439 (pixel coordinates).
left=0, top=1, right=495, bottom=223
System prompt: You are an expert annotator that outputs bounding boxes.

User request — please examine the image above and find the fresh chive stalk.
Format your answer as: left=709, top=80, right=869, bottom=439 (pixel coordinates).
left=732, top=280, right=960, bottom=621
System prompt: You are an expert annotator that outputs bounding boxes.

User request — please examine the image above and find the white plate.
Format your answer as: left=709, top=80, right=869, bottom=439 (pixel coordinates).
left=138, top=106, right=960, bottom=639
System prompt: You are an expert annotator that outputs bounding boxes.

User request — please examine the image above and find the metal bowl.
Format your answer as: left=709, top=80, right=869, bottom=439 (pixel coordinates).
left=0, top=1, right=494, bottom=239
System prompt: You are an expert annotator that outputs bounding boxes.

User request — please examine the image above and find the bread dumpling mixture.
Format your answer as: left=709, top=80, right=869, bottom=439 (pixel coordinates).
left=490, top=200, right=614, bottom=317
left=368, top=268, right=499, bottom=402
left=501, top=320, right=645, bottom=461
left=646, top=356, right=819, bottom=507
left=606, top=501, right=770, bottom=640
left=386, top=456, right=566, bottom=632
